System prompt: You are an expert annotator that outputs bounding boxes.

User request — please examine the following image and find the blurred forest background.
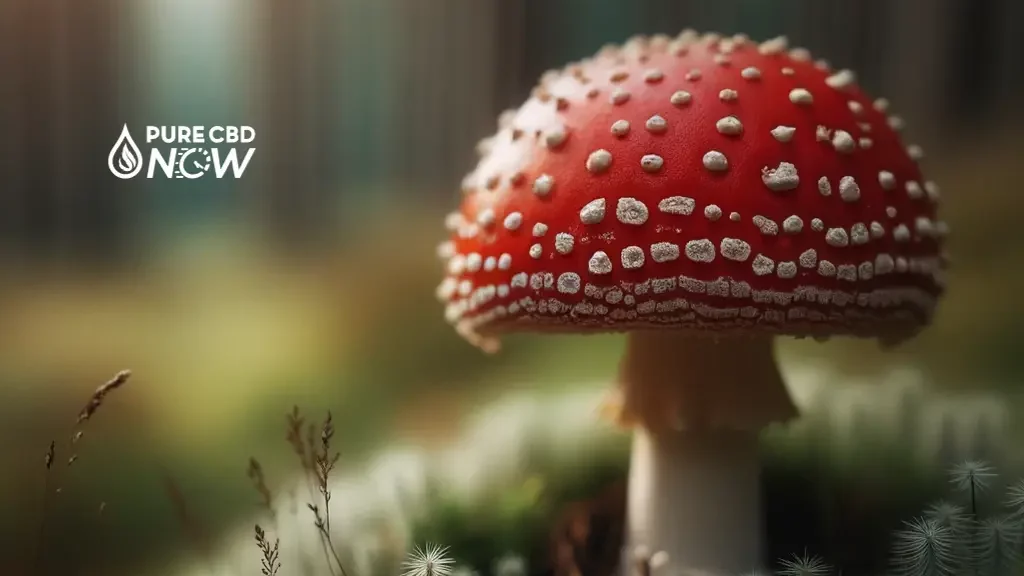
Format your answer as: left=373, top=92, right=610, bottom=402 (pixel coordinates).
left=0, top=0, right=1023, bottom=575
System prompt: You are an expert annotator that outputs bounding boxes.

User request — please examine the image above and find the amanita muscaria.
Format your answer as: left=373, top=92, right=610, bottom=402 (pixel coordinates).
left=435, top=30, right=947, bottom=573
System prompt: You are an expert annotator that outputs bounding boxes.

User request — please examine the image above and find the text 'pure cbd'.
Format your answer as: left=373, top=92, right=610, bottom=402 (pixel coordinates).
left=108, top=123, right=256, bottom=180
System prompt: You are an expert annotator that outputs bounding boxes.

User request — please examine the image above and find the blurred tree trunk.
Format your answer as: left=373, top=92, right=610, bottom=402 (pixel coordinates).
left=256, top=0, right=330, bottom=250
left=3, top=0, right=1022, bottom=263
left=0, top=0, right=130, bottom=267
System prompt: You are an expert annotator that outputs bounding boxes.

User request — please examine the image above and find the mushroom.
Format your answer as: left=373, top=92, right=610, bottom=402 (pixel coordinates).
left=436, top=31, right=947, bottom=574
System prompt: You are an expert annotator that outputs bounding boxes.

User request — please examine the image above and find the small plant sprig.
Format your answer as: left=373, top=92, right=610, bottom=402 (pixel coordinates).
left=282, top=406, right=344, bottom=576
left=248, top=408, right=358, bottom=576
left=248, top=457, right=275, bottom=522
left=286, top=405, right=314, bottom=476
left=162, top=471, right=214, bottom=565
left=31, top=369, right=132, bottom=575
left=75, top=369, right=132, bottom=426
left=307, top=411, right=349, bottom=576
left=254, top=523, right=281, bottom=576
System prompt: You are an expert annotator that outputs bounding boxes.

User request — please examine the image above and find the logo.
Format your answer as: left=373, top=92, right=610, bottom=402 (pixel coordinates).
left=107, top=123, right=256, bottom=179
left=108, top=124, right=144, bottom=179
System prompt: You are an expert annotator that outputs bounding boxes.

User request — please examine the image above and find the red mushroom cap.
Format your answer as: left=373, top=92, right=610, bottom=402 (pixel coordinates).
left=436, top=31, right=948, bottom=349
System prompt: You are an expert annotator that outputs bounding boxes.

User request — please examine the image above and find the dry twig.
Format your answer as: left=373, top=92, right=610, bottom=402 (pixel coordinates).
left=255, top=524, right=282, bottom=576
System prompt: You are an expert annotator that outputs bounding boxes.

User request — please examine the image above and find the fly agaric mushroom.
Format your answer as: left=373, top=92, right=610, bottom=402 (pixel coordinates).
left=436, top=31, right=947, bottom=574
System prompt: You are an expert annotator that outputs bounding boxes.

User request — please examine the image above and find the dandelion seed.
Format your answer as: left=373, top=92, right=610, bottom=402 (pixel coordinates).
left=403, top=543, right=456, bottom=576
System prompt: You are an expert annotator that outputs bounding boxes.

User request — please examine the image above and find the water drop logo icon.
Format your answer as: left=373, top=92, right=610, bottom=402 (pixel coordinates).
left=107, top=124, right=143, bottom=179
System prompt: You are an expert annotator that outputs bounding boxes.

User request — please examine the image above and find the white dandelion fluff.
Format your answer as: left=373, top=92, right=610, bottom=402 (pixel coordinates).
left=972, top=516, right=1023, bottom=575
left=1004, top=480, right=1024, bottom=516
left=924, top=501, right=969, bottom=531
left=777, top=552, right=833, bottom=576
left=890, top=517, right=957, bottom=576
left=949, top=460, right=997, bottom=494
left=402, top=543, right=456, bottom=576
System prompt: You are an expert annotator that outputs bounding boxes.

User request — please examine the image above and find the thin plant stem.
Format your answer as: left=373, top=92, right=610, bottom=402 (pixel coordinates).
left=310, top=496, right=339, bottom=576
left=308, top=502, right=348, bottom=576
left=314, top=487, right=349, bottom=576
left=299, top=465, right=337, bottom=576
left=288, top=407, right=341, bottom=576
left=324, top=490, right=332, bottom=535
left=317, top=534, right=341, bottom=576
left=161, top=470, right=216, bottom=570
left=291, top=408, right=350, bottom=576
left=316, top=412, right=348, bottom=576
left=322, top=527, right=349, bottom=576
left=30, top=454, right=54, bottom=575
left=971, top=482, right=978, bottom=518
left=970, top=477, right=979, bottom=576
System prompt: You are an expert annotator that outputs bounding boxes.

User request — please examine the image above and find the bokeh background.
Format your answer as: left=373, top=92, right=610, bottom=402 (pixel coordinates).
left=1, top=1, right=1023, bottom=575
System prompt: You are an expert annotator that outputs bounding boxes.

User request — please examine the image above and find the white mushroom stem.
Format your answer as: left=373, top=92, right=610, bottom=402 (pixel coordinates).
left=626, top=425, right=762, bottom=575
left=615, top=331, right=797, bottom=575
